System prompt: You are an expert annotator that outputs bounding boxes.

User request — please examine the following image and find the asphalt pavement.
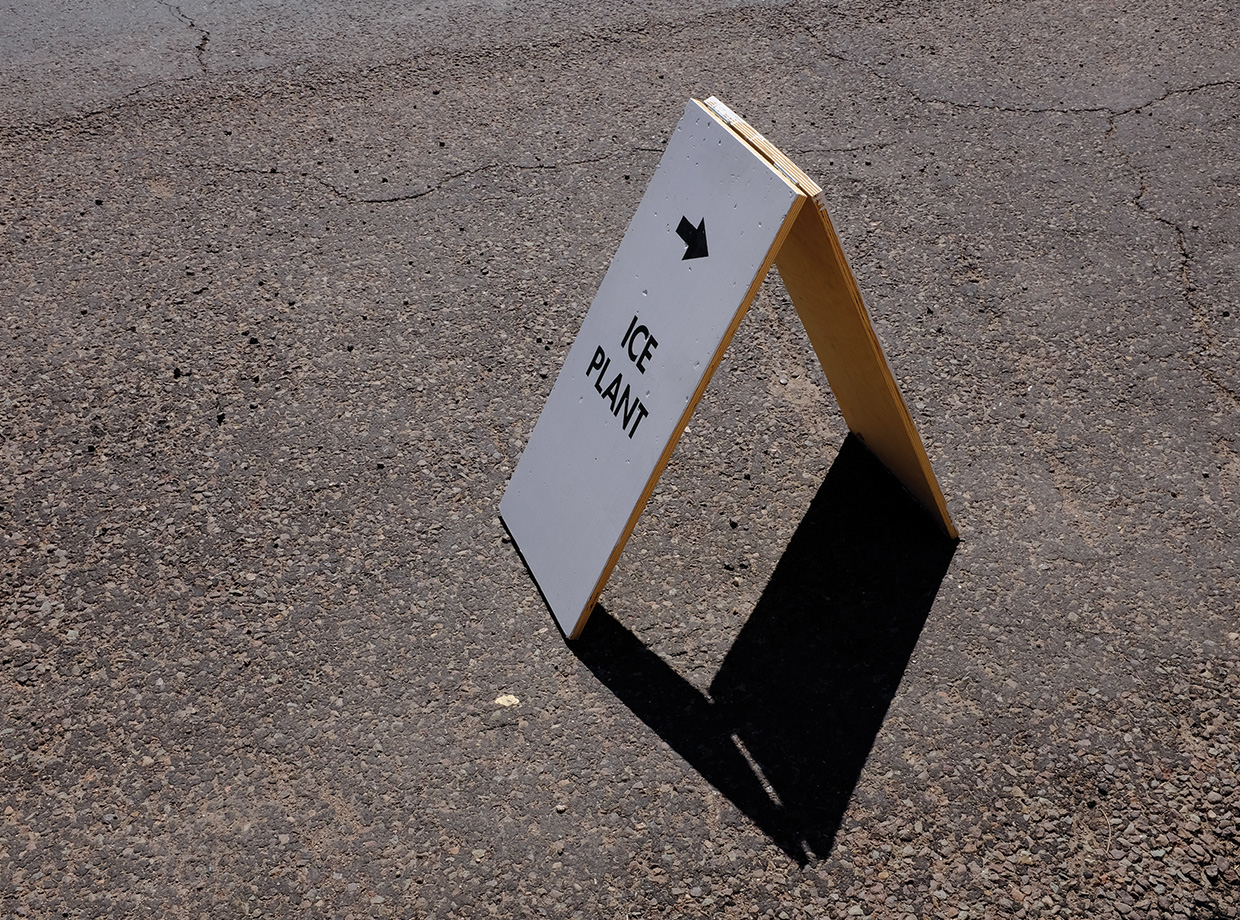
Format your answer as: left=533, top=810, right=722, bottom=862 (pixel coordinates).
left=2, top=1, right=1238, bottom=917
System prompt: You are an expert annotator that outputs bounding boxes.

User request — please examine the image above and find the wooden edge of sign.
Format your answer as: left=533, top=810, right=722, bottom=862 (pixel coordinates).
left=704, top=96, right=957, bottom=539
left=702, top=97, right=823, bottom=199
left=568, top=123, right=809, bottom=639
left=778, top=201, right=958, bottom=538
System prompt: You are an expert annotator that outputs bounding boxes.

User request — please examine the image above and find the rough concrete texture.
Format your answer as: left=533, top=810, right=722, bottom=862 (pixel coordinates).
left=2, top=1, right=1237, bottom=917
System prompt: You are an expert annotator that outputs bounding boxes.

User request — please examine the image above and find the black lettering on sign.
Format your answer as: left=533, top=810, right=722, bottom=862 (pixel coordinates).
left=586, top=343, right=649, bottom=439
left=620, top=314, right=659, bottom=373
left=621, top=315, right=637, bottom=349
left=588, top=346, right=611, bottom=394
left=601, top=371, right=623, bottom=411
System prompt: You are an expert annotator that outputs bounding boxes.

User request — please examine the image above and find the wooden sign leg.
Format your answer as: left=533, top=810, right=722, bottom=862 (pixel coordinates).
left=774, top=197, right=958, bottom=539
left=701, top=97, right=955, bottom=538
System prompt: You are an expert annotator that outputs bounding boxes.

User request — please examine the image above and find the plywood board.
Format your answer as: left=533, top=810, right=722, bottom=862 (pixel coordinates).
left=775, top=197, right=957, bottom=538
left=500, top=100, right=806, bottom=638
left=702, top=97, right=957, bottom=538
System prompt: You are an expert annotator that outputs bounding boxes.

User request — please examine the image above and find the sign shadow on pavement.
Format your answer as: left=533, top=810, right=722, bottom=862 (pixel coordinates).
left=573, top=435, right=958, bottom=862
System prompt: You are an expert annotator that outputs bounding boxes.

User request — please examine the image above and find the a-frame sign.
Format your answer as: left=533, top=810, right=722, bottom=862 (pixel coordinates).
left=501, top=97, right=956, bottom=639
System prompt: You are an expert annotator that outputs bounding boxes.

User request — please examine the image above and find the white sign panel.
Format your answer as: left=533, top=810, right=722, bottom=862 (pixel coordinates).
left=500, top=100, right=804, bottom=637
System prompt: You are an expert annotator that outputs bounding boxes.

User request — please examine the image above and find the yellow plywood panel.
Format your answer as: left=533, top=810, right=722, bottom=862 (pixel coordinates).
left=702, top=97, right=955, bottom=538
left=775, top=200, right=957, bottom=538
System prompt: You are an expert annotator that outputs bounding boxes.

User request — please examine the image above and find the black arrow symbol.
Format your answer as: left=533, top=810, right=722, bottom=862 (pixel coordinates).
left=676, top=216, right=709, bottom=260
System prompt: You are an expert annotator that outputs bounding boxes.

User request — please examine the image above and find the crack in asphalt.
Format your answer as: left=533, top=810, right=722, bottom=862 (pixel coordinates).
left=1105, top=86, right=1240, bottom=408
left=155, top=0, right=210, bottom=74
left=1116, top=79, right=1240, bottom=119
left=793, top=21, right=1240, bottom=407
left=0, top=76, right=202, bottom=136
left=796, top=142, right=893, bottom=156
left=797, top=17, right=1240, bottom=121
left=185, top=150, right=646, bottom=206
left=345, top=153, right=626, bottom=204
left=0, top=12, right=702, bottom=136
